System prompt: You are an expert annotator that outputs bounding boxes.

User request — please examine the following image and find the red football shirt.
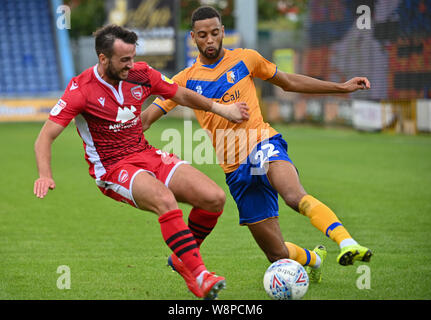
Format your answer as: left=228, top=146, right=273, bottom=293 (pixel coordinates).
left=49, top=62, right=178, bottom=179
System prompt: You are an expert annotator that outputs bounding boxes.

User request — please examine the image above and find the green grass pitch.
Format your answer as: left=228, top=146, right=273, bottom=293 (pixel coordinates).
left=1, top=118, right=430, bottom=300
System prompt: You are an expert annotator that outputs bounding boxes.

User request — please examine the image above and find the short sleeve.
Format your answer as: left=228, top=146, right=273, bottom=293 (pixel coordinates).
left=244, top=49, right=278, bottom=80
left=48, top=79, right=86, bottom=127
left=147, top=67, right=179, bottom=100
left=151, top=71, right=186, bottom=114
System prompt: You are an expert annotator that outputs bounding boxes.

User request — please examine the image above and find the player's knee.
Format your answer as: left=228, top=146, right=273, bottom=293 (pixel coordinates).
left=282, top=192, right=306, bottom=212
left=160, top=193, right=178, bottom=212
left=151, top=190, right=178, bottom=215
left=200, top=187, right=226, bottom=212
left=212, top=188, right=226, bottom=211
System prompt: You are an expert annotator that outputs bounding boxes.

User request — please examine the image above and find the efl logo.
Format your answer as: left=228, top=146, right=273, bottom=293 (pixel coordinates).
left=161, top=74, right=174, bottom=84
left=50, top=99, right=67, bottom=116
left=118, top=170, right=129, bottom=184
left=131, top=86, right=143, bottom=100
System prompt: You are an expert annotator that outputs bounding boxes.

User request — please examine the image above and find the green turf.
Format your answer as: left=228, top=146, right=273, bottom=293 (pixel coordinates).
left=1, top=118, right=430, bottom=300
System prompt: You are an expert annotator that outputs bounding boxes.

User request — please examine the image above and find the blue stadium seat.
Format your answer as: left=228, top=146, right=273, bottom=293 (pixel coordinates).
left=0, top=0, right=62, bottom=95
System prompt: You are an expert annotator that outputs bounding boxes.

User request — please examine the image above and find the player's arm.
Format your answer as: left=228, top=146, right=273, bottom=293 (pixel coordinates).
left=34, top=119, right=66, bottom=198
left=171, top=86, right=249, bottom=122
left=142, top=86, right=250, bottom=132
left=141, top=104, right=164, bottom=132
left=267, top=70, right=371, bottom=94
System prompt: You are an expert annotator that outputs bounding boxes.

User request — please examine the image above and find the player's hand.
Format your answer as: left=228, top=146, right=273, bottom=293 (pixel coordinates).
left=228, top=102, right=250, bottom=123
left=342, top=77, right=371, bottom=92
left=34, top=177, right=56, bottom=199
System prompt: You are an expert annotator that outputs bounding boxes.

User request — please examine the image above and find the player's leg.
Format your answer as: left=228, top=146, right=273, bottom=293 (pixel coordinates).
left=247, top=217, right=289, bottom=262
left=225, top=162, right=323, bottom=271
left=130, top=170, right=210, bottom=297
left=138, top=150, right=226, bottom=299
left=164, top=163, right=226, bottom=299
left=131, top=170, right=178, bottom=215
left=247, top=217, right=323, bottom=269
left=266, top=159, right=351, bottom=241
left=304, top=245, right=327, bottom=283
left=266, top=160, right=372, bottom=265
left=168, top=163, right=224, bottom=247
left=169, top=163, right=225, bottom=212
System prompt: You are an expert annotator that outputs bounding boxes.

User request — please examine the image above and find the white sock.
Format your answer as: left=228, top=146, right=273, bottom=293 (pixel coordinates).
left=311, top=252, right=322, bottom=269
left=196, top=270, right=209, bottom=286
left=339, top=238, right=358, bottom=249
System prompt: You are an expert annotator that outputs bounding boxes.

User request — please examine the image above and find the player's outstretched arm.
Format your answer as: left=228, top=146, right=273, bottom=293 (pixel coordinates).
left=268, top=70, right=371, bottom=94
left=141, top=104, right=165, bottom=132
left=142, top=86, right=250, bottom=132
left=34, top=120, right=65, bottom=198
left=171, top=86, right=249, bottom=123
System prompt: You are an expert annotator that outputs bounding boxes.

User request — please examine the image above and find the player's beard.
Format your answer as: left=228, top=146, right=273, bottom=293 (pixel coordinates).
left=106, top=60, right=129, bottom=81
left=198, top=40, right=223, bottom=61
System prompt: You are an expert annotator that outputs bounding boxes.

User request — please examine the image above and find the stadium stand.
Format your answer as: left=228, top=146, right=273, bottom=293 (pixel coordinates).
left=0, top=0, right=62, bottom=96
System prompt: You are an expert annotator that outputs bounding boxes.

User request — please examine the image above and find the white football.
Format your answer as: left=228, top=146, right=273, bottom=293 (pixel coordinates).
left=263, top=259, right=309, bottom=300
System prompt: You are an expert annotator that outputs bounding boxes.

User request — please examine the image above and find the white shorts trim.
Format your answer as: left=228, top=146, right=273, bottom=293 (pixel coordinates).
left=164, top=161, right=188, bottom=187
left=129, top=169, right=155, bottom=208
left=95, top=161, right=187, bottom=208
left=96, top=169, right=156, bottom=208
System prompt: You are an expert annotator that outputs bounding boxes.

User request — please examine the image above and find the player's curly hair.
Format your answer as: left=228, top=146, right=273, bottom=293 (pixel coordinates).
left=93, top=24, right=138, bottom=58
left=191, top=6, right=222, bottom=29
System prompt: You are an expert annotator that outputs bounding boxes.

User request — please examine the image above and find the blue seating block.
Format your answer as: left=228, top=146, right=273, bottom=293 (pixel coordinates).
left=0, top=0, right=62, bottom=95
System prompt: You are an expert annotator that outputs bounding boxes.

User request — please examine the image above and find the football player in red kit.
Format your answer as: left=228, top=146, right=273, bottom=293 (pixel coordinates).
left=33, top=25, right=249, bottom=300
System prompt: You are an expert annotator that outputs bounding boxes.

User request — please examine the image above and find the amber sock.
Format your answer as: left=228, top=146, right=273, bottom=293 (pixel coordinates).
left=298, top=195, right=356, bottom=248
left=285, top=242, right=321, bottom=268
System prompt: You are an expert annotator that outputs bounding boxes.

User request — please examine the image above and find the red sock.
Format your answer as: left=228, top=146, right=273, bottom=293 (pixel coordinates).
left=158, top=209, right=206, bottom=277
left=188, top=208, right=222, bottom=247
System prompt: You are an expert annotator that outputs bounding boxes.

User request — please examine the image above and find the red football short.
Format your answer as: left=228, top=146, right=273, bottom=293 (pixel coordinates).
left=95, top=146, right=187, bottom=207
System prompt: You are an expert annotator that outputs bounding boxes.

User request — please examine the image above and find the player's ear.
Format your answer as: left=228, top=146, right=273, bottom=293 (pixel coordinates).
left=190, top=31, right=195, bottom=43
left=98, top=53, right=108, bottom=67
